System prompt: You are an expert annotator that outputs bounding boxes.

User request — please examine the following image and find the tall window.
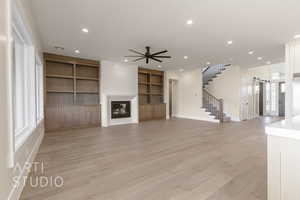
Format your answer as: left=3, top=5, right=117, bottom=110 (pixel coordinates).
left=12, top=16, right=38, bottom=149
left=12, top=28, right=28, bottom=138
left=265, top=82, right=271, bottom=114
left=271, top=83, right=277, bottom=112
left=35, top=57, right=44, bottom=123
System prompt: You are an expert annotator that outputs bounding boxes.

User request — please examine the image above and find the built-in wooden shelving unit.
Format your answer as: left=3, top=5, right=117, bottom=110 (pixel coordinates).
left=44, top=53, right=101, bottom=132
left=138, top=68, right=166, bottom=121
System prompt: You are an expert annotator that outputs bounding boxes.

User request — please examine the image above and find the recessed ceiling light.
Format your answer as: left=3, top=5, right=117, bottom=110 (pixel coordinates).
left=266, top=61, right=271, bottom=65
left=186, top=20, right=193, bottom=25
left=124, top=58, right=128, bottom=62
left=248, top=51, right=254, bottom=55
left=158, top=65, right=162, bottom=68
left=227, top=40, right=233, bottom=45
left=179, top=69, right=184, bottom=72
left=184, top=56, right=188, bottom=59
left=206, top=62, right=210, bottom=65
left=82, top=28, right=89, bottom=33
left=75, top=50, right=80, bottom=54
left=257, top=57, right=263, bottom=60
left=294, top=34, right=300, bottom=39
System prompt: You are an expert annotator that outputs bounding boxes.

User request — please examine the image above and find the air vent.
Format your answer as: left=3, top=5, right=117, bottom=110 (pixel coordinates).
left=54, top=46, right=64, bottom=51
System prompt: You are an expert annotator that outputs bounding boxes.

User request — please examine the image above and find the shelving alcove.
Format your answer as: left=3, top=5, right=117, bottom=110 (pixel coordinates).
left=138, top=67, right=166, bottom=121
left=44, top=53, right=101, bottom=131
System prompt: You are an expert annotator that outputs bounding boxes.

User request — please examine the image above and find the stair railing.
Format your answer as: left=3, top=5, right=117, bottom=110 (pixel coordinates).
left=203, top=89, right=224, bottom=122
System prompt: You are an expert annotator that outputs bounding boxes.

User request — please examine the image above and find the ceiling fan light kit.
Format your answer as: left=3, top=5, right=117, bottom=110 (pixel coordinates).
left=125, top=46, right=171, bottom=64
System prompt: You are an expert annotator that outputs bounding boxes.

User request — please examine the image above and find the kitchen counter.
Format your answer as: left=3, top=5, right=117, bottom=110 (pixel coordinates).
left=265, top=116, right=300, bottom=140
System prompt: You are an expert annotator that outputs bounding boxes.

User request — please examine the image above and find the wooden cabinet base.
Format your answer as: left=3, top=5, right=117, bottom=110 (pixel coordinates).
left=45, top=105, right=101, bottom=132
left=139, top=104, right=166, bottom=121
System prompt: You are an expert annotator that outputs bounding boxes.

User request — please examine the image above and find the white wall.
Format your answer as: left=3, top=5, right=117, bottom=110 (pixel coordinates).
left=101, top=61, right=138, bottom=96
left=205, top=65, right=242, bottom=121
left=100, top=61, right=139, bottom=126
left=0, top=0, right=44, bottom=199
left=165, top=68, right=215, bottom=122
left=248, top=62, right=285, bottom=81
left=286, top=39, right=300, bottom=119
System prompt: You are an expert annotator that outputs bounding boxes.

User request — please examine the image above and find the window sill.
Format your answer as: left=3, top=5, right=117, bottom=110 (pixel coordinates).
left=15, top=119, right=43, bottom=151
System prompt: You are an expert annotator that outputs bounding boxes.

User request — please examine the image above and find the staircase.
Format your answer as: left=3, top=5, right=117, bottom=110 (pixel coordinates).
left=203, top=64, right=230, bottom=87
left=202, top=64, right=231, bottom=122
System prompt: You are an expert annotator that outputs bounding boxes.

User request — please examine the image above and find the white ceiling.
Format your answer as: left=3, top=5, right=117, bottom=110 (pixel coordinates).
left=29, top=0, right=300, bottom=70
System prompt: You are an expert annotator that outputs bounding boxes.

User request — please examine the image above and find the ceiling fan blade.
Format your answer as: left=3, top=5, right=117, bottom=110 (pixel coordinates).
left=133, top=57, right=145, bottom=62
left=150, top=57, right=162, bottom=63
left=125, top=55, right=144, bottom=57
left=152, top=56, right=171, bottom=58
left=129, top=49, right=145, bottom=56
left=151, top=50, right=168, bottom=56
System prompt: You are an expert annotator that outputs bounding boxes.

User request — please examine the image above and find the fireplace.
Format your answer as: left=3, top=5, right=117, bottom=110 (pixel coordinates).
left=111, top=101, right=131, bottom=119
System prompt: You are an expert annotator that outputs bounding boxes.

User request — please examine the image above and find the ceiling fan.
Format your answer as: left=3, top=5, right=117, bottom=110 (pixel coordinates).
left=125, top=46, right=171, bottom=64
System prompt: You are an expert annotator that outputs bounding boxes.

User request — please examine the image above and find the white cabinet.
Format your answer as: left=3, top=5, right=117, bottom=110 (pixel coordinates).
left=268, top=135, right=300, bottom=200
left=266, top=117, right=300, bottom=200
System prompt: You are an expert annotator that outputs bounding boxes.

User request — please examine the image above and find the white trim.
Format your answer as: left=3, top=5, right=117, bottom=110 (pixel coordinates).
left=7, top=125, right=44, bottom=200
left=175, top=115, right=220, bottom=123
left=10, top=0, right=37, bottom=158
left=6, top=0, right=14, bottom=168
left=11, top=1, right=32, bottom=45
left=14, top=125, right=36, bottom=150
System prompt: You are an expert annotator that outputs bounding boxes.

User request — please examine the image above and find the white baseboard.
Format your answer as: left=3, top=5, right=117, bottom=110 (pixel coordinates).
left=175, top=115, right=220, bottom=123
left=8, top=130, right=44, bottom=200
left=230, top=117, right=241, bottom=122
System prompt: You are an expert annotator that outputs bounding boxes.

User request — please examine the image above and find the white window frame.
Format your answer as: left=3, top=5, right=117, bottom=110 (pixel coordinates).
left=11, top=1, right=37, bottom=150
left=35, top=55, right=44, bottom=124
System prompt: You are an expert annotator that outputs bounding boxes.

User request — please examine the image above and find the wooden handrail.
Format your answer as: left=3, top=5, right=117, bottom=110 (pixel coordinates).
left=203, top=89, right=220, bottom=102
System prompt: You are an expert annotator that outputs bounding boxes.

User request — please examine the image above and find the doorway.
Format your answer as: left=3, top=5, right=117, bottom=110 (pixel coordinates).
left=169, top=79, right=178, bottom=118
left=259, top=82, right=264, bottom=116
left=278, top=82, right=285, bottom=117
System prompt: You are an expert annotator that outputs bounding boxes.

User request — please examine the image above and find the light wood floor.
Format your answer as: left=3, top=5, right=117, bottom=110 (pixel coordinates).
left=21, top=117, right=280, bottom=200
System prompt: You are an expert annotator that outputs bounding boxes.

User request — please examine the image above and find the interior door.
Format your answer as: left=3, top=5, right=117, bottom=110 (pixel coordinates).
left=169, top=80, right=172, bottom=117
left=259, top=82, right=264, bottom=116
left=279, top=82, right=285, bottom=117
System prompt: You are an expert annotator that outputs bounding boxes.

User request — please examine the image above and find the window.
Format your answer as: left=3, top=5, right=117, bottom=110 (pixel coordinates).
left=266, top=82, right=271, bottom=113
left=271, top=83, right=276, bottom=112
left=35, top=56, right=44, bottom=123
left=12, top=13, right=37, bottom=149
left=272, top=72, right=280, bottom=80
left=12, top=28, right=28, bottom=138
left=281, top=83, right=286, bottom=93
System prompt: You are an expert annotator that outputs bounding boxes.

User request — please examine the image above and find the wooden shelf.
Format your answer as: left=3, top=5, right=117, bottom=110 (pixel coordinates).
left=138, top=71, right=150, bottom=75
left=151, top=83, right=162, bottom=86
left=76, top=62, right=99, bottom=68
left=139, top=82, right=149, bottom=85
left=45, top=58, right=75, bottom=66
left=46, top=74, right=74, bottom=79
left=151, top=70, right=164, bottom=76
left=151, top=93, right=163, bottom=96
left=47, top=90, right=74, bottom=93
left=77, top=91, right=99, bottom=94
left=139, top=93, right=150, bottom=95
left=76, top=76, right=99, bottom=81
